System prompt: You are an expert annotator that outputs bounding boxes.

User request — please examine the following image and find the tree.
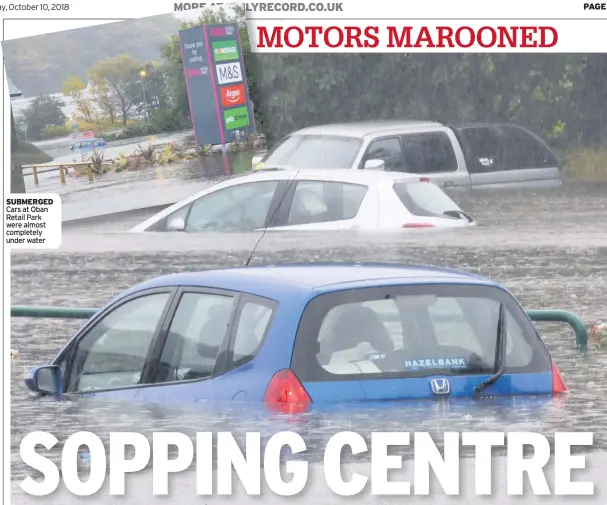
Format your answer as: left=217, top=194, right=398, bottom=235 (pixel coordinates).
left=88, top=54, right=142, bottom=125
left=22, top=95, right=66, bottom=140
left=89, top=80, right=118, bottom=124
left=62, top=75, right=96, bottom=123
left=137, top=61, right=168, bottom=110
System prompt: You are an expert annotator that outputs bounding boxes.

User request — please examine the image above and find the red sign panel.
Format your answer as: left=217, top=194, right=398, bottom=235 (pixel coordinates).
left=220, top=84, right=246, bottom=107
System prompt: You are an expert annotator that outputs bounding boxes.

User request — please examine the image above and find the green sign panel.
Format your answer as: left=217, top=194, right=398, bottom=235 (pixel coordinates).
left=212, top=40, right=239, bottom=61
left=223, top=106, right=250, bottom=130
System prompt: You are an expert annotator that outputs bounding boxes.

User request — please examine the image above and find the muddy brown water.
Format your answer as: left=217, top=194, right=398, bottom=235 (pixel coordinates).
left=9, top=182, right=607, bottom=487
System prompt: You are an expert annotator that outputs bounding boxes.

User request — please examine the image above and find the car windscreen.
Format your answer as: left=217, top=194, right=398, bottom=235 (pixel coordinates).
left=262, top=134, right=362, bottom=169
left=291, top=284, right=551, bottom=382
left=393, top=181, right=463, bottom=218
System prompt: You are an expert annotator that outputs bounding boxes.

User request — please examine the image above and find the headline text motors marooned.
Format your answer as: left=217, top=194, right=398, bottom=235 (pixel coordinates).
left=257, top=25, right=558, bottom=49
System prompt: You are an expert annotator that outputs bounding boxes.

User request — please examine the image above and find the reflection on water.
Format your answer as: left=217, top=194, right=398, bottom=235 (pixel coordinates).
left=10, top=182, right=607, bottom=480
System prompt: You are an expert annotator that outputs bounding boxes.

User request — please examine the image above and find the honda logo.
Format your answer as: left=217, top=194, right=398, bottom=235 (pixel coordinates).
left=430, top=378, right=451, bottom=396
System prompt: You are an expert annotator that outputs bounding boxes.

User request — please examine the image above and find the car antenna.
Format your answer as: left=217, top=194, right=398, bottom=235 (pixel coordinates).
left=244, top=170, right=300, bottom=267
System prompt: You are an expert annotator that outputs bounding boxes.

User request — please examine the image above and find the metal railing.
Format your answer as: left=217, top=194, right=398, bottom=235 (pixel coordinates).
left=10, top=305, right=589, bottom=347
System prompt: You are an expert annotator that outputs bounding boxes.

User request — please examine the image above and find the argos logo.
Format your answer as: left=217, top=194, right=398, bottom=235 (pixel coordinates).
left=220, top=84, right=246, bottom=107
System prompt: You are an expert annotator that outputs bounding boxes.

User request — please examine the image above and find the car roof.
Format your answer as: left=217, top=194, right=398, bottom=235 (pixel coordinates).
left=292, top=120, right=444, bottom=139
left=129, top=263, right=500, bottom=301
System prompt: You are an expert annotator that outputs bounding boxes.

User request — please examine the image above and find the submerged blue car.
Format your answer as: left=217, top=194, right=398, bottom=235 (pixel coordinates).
left=69, top=138, right=107, bottom=151
left=26, top=263, right=569, bottom=411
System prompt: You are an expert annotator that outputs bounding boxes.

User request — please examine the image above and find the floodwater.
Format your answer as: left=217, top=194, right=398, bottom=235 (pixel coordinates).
left=9, top=181, right=607, bottom=502
left=26, top=151, right=257, bottom=221
left=22, top=130, right=197, bottom=186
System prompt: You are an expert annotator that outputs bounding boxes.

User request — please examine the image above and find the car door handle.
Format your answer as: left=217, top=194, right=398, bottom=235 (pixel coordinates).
left=444, top=181, right=454, bottom=187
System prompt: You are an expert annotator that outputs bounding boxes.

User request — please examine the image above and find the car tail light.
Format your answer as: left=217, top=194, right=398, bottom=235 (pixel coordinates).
left=403, top=223, right=435, bottom=229
left=419, top=177, right=430, bottom=182
left=552, top=360, right=568, bottom=394
left=264, top=369, right=312, bottom=413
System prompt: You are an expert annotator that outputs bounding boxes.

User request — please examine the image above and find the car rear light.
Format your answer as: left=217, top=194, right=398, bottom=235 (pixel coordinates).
left=552, top=360, right=568, bottom=394
left=403, top=223, right=435, bottom=229
left=264, top=369, right=312, bottom=413
left=419, top=177, right=430, bottom=182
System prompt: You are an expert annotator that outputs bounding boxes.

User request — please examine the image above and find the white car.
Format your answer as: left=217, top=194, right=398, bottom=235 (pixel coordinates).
left=129, top=169, right=476, bottom=233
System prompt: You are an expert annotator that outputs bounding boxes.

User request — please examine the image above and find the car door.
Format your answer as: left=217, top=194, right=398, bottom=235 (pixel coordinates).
left=214, top=294, right=279, bottom=402
left=148, top=180, right=287, bottom=232
left=136, top=288, right=239, bottom=404
left=398, top=129, right=472, bottom=188
left=58, top=289, right=176, bottom=401
left=291, top=284, right=553, bottom=403
left=456, top=125, right=561, bottom=188
left=272, top=180, right=375, bottom=231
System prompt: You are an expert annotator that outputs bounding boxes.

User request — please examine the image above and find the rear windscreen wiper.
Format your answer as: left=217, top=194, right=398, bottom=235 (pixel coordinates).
left=443, top=210, right=474, bottom=222
left=475, top=302, right=507, bottom=393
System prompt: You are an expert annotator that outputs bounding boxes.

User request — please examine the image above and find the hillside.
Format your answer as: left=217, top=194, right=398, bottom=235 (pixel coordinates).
left=2, top=14, right=182, bottom=97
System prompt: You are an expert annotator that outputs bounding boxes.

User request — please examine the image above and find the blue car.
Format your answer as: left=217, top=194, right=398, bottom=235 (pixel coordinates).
left=26, top=263, right=569, bottom=411
left=69, top=138, right=107, bottom=151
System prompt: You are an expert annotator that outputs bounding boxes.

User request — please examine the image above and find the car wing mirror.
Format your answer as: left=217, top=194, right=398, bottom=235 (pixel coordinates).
left=166, top=216, right=186, bottom=231
left=364, top=159, right=385, bottom=170
left=25, top=365, right=62, bottom=396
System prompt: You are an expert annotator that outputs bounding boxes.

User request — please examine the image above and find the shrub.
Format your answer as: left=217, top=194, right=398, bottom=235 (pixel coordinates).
left=41, top=124, right=71, bottom=139
left=150, top=108, right=191, bottom=132
left=90, top=148, right=105, bottom=173
left=106, top=123, right=153, bottom=141
left=562, top=148, right=607, bottom=181
left=136, top=140, right=156, bottom=161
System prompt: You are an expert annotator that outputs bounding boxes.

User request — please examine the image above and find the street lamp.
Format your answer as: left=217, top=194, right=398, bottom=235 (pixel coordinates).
left=139, top=69, right=150, bottom=126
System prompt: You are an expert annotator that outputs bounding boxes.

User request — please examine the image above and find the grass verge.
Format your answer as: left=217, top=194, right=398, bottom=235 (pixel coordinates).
left=13, top=141, right=53, bottom=165
left=561, top=148, right=607, bottom=181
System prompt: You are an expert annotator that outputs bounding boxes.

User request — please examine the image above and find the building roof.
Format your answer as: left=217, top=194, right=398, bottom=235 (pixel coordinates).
left=7, top=77, right=23, bottom=98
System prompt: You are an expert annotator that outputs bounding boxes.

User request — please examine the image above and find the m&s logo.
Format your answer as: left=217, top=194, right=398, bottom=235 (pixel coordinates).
left=220, top=84, right=246, bottom=107
left=216, top=62, right=242, bottom=85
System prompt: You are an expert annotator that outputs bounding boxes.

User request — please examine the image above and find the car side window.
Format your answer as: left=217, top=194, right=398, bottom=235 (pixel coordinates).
left=362, top=137, right=405, bottom=170
left=155, top=292, right=236, bottom=383
left=81, top=140, right=91, bottom=148
left=185, top=181, right=279, bottom=232
left=67, top=293, right=171, bottom=392
left=401, top=132, right=458, bottom=173
left=458, top=126, right=559, bottom=173
left=287, top=181, right=367, bottom=225
left=227, top=299, right=276, bottom=371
